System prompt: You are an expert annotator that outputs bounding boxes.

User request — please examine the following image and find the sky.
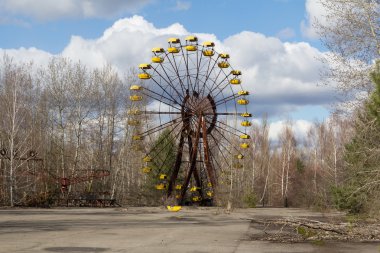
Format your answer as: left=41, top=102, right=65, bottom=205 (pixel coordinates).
left=0, top=0, right=330, bottom=141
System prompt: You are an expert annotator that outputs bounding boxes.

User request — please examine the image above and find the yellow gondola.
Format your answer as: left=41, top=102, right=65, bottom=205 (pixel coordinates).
left=152, top=56, right=164, bottom=63
left=159, top=174, right=167, bottom=180
left=192, top=196, right=201, bottom=202
left=240, top=143, right=250, bottom=149
left=130, top=95, right=143, bottom=101
left=220, top=53, right=230, bottom=59
left=142, top=167, right=151, bottom=173
left=127, top=109, right=141, bottom=115
left=241, top=121, right=252, bottom=127
left=218, top=62, right=230, bottom=68
left=167, top=205, right=182, bottom=212
left=236, top=154, right=244, bottom=159
left=190, top=186, right=200, bottom=192
left=202, top=50, right=214, bottom=56
left=175, top=184, right=182, bottom=190
left=168, top=47, right=180, bottom=53
left=240, top=134, right=250, bottom=139
left=139, top=63, right=151, bottom=70
left=138, top=73, right=151, bottom=79
left=230, top=78, right=241, bottom=85
left=156, top=183, right=166, bottom=190
left=130, top=85, right=142, bottom=90
left=168, top=38, right=180, bottom=44
left=185, top=45, right=197, bottom=51
left=143, top=156, right=152, bottom=162
left=133, top=135, right=142, bottom=140
left=203, top=41, right=215, bottom=47
left=185, top=35, right=198, bottom=42
left=231, top=70, right=242, bottom=75
left=207, top=182, right=212, bottom=187
left=127, top=120, right=140, bottom=125
left=152, top=47, right=165, bottom=53
left=241, top=112, right=252, bottom=117
left=175, top=194, right=180, bottom=199
left=206, top=191, right=213, bottom=197
left=238, top=91, right=249, bottom=96
left=237, top=99, right=249, bottom=105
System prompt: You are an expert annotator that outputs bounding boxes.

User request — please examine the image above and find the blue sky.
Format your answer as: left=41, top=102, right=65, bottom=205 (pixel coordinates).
left=0, top=0, right=331, bottom=138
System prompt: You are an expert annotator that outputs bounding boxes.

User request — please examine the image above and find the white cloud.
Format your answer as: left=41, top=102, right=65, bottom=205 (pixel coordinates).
left=174, top=1, right=191, bottom=11
left=0, top=0, right=152, bottom=20
left=301, top=0, right=327, bottom=39
left=269, top=119, right=313, bottom=143
left=0, top=15, right=337, bottom=118
left=276, top=27, right=296, bottom=40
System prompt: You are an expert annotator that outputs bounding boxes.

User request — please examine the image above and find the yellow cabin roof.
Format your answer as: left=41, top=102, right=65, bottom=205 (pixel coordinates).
left=155, top=183, right=166, bottom=190
left=238, top=90, right=249, bottom=96
left=175, top=184, right=182, bottom=190
left=230, top=78, right=241, bottom=85
left=139, top=63, right=151, bottom=69
left=130, top=85, right=142, bottom=90
left=133, top=135, right=142, bottom=140
left=218, top=62, right=230, bottom=68
left=192, top=196, right=201, bottom=202
left=237, top=99, right=249, bottom=105
left=240, top=134, right=250, bottom=139
left=240, top=143, right=250, bottom=149
left=138, top=73, right=151, bottom=79
left=168, top=37, right=180, bottom=43
left=206, top=191, right=213, bottom=197
left=143, top=156, right=152, bottom=162
left=185, top=35, right=198, bottom=42
left=203, top=41, right=215, bottom=47
left=152, top=47, right=165, bottom=53
left=241, top=112, right=252, bottom=117
left=220, top=53, right=230, bottom=59
left=231, top=70, right=242, bottom=75
left=190, top=186, right=200, bottom=192
left=159, top=174, right=167, bottom=180
left=236, top=154, right=244, bottom=159
left=130, top=95, right=143, bottom=101
left=241, top=121, right=252, bottom=127
left=203, top=50, right=214, bottom=57
left=142, top=167, right=151, bottom=173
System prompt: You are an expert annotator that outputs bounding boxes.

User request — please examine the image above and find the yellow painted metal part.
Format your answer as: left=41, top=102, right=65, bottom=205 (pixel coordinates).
left=167, top=206, right=182, bottom=212
left=168, top=37, right=180, bottom=44
left=127, top=119, right=140, bottom=125
left=130, top=95, right=143, bottom=101
left=152, top=56, right=164, bottom=63
left=143, top=156, right=152, bottom=162
left=142, top=167, right=151, bottom=173
left=203, top=41, right=215, bottom=47
left=175, top=184, right=182, bottom=190
left=130, top=85, right=142, bottom=90
left=220, top=53, right=230, bottom=59
left=190, top=186, right=200, bottom=192
left=185, top=45, right=197, bottom=51
left=138, top=63, right=151, bottom=69
left=231, top=70, right=242, bottom=75
left=155, top=183, right=166, bottom=190
left=127, top=109, right=141, bottom=115
left=202, top=50, right=214, bottom=56
left=207, top=182, right=212, bottom=187
left=241, top=121, right=252, bottom=127
left=236, top=154, right=244, bottom=159
left=159, top=174, right=167, bottom=180
left=237, top=99, right=249, bottom=105
left=230, top=78, right=241, bottom=85
left=175, top=194, right=180, bottom=199
left=192, top=196, right=201, bottom=202
left=240, top=134, right=250, bottom=139
left=138, top=73, right=151, bottom=79
left=185, top=35, right=198, bottom=42
left=152, top=47, right=165, bottom=53
left=168, top=47, right=180, bottom=53
left=241, top=112, right=252, bottom=117
left=238, top=90, right=249, bottom=95
left=133, top=135, right=142, bottom=140
left=240, top=143, right=250, bottom=149
left=218, top=62, right=230, bottom=68
left=206, top=191, right=213, bottom=197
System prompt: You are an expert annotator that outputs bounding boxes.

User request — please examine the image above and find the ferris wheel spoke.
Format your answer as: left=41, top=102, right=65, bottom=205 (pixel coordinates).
left=166, top=53, right=188, bottom=95
left=208, top=132, right=233, bottom=169
left=151, top=65, right=184, bottom=100
left=148, top=76, right=182, bottom=105
left=199, top=56, right=221, bottom=97
left=137, top=116, right=182, bottom=137
left=207, top=142, right=228, bottom=176
left=141, top=90, right=182, bottom=111
left=212, top=126, right=242, bottom=155
left=167, top=129, right=185, bottom=197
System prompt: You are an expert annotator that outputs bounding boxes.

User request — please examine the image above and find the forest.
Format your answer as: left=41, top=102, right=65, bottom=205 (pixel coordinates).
left=0, top=0, right=379, bottom=217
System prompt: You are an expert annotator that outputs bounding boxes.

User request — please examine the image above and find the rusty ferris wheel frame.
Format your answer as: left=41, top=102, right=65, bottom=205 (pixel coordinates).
left=128, top=36, right=252, bottom=205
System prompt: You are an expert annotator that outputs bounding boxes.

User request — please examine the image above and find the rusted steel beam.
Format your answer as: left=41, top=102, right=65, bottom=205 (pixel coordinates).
left=201, top=115, right=217, bottom=190
left=167, top=129, right=185, bottom=197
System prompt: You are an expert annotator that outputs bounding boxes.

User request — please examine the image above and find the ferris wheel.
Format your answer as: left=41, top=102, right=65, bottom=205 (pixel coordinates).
left=128, top=36, right=251, bottom=205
